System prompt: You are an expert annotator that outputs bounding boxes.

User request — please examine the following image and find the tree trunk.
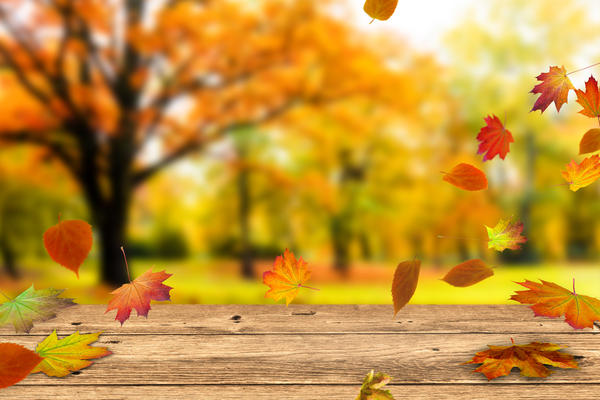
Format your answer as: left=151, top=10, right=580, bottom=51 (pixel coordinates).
left=96, top=203, right=130, bottom=286
left=330, top=216, right=350, bottom=276
left=0, top=238, right=18, bottom=278
left=238, top=164, right=254, bottom=279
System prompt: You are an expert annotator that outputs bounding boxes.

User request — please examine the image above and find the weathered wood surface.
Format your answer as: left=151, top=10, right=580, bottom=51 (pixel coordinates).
left=1, top=305, right=599, bottom=399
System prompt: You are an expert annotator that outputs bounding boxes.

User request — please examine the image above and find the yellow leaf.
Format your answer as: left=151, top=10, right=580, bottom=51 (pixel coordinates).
left=363, top=0, right=398, bottom=22
left=32, top=331, right=111, bottom=377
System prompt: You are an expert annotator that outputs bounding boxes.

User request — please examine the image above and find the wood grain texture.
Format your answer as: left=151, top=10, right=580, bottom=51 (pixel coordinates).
left=2, top=385, right=600, bottom=400
left=0, top=304, right=595, bottom=335
left=1, top=305, right=598, bottom=398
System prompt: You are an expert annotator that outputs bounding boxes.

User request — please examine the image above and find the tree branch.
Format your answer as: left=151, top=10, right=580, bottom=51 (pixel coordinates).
left=132, top=98, right=300, bottom=186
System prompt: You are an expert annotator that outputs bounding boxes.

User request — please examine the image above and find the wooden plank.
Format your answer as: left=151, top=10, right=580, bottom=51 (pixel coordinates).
left=2, top=384, right=600, bottom=400
left=7, top=333, right=599, bottom=385
left=0, top=305, right=595, bottom=335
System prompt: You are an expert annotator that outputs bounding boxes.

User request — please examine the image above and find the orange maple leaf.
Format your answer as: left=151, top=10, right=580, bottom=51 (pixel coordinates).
left=561, top=154, right=600, bottom=192
left=530, top=65, right=574, bottom=113
left=476, top=114, right=514, bottom=161
left=105, top=248, right=173, bottom=325
left=464, top=339, right=578, bottom=380
left=43, top=218, right=93, bottom=278
left=511, top=279, right=600, bottom=329
left=0, top=343, right=43, bottom=389
left=441, top=163, right=488, bottom=191
left=263, top=249, right=317, bottom=306
left=575, top=75, right=600, bottom=118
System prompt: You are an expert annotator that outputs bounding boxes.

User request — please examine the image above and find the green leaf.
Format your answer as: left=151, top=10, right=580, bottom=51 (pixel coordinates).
left=0, top=286, right=76, bottom=333
left=486, top=216, right=527, bottom=252
left=355, top=370, right=395, bottom=400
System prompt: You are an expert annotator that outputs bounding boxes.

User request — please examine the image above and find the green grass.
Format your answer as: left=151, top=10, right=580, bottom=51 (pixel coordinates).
left=10, top=259, right=600, bottom=305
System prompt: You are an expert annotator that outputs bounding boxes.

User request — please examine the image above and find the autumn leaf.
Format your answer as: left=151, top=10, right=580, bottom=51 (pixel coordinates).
left=355, top=370, right=395, bottom=400
left=43, top=218, right=93, bottom=277
left=442, top=163, right=488, bottom=191
left=476, top=114, right=514, bottom=161
left=486, top=216, right=527, bottom=252
left=464, top=339, right=578, bottom=380
left=106, top=268, right=173, bottom=325
left=441, top=259, right=494, bottom=287
left=511, top=279, right=600, bottom=329
left=0, top=343, right=43, bottom=388
left=363, top=0, right=398, bottom=22
left=530, top=66, right=574, bottom=113
left=31, top=330, right=111, bottom=377
left=575, top=75, right=600, bottom=118
left=391, top=259, right=420, bottom=316
left=0, top=286, right=76, bottom=333
left=561, top=155, right=600, bottom=191
left=263, top=249, right=317, bottom=306
left=579, top=129, right=600, bottom=155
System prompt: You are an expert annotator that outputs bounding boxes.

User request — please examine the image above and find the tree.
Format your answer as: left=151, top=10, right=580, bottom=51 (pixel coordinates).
left=0, top=0, right=388, bottom=284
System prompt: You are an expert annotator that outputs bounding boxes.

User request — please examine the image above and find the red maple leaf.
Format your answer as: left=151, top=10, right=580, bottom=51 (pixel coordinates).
left=530, top=66, right=574, bottom=113
left=476, top=114, right=514, bottom=161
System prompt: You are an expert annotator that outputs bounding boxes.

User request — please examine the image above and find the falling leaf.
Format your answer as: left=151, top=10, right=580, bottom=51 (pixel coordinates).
left=263, top=249, right=316, bottom=306
left=442, top=163, right=488, bottom=191
left=575, top=75, right=600, bottom=118
left=0, top=343, right=43, bottom=388
left=363, top=0, right=398, bottom=22
left=32, top=330, right=111, bottom=377
left=391, top=259, right=420, bottom=316
left=464, top=339, right=578, bottom=380
left=355, top=370, right=395, bottom=400
left=561, top=155, right=600, bottom=192
left=43, top=218, right=93, bottom=277
left=511, top=279, right=600, bottom=329
left=486, top=216, right=527, bottom=252
left=476, top=114, right=514, bottom=161
left=0, top=286, right=76, bottom=333
left=579, top=128, right=600, bottom=155
left=530, top=66, right=574, bottom=113
left=106, top=268, right=173, bottom=325
left=441, top=259, right=494, bottom=287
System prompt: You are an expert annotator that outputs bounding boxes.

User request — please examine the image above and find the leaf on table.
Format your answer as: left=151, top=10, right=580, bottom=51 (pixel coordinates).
left=476, top=114, right=514, bottom=161
left=530, top=65, right=574, bottom=113
left=442, top=163, right=488, bottom=191
left=263, top=249, right=315, bottom=306
left=355, top=370, right=395, bottom=400
left=43, top=218, right=93, bottom=278
left=0, top=343, right=43, bottom=388
left=561, top=155, right=600, bottom=191
left=0, top=286, right=76, bottom=333
left=486, top=216, right=527, bottom=252
left=32, top=330, right=111, bottom=377
left=441, top=259, right=494, bottom=287
left=464, top=339, right=578, bottom=380
left=511, top=279, right=600, bottom=329
left=391, top=259, right=420, bottom=316
left=106, top=268, right=173, bottom=325
left=363, top=0, right=398, bottom=22
left=575, top=75, right=600, bottom=118
left=579, top=128, right=600, bottom=155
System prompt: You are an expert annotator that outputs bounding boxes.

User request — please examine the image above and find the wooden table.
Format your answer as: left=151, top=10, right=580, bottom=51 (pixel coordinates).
left=1, top=305, right=599, bottom=399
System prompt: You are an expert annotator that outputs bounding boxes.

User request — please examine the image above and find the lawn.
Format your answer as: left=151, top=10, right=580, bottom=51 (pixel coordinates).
left=4, top=258, right=598, bottom=305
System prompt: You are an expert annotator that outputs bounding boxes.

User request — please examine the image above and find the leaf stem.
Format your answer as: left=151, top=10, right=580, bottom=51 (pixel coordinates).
left=510, top=337, right=515, bottom=345
left=299, top=284, right=320, bottom=291
left=567, top=62, right=600, bottom=76
left=120, top=246, right=131, bottom=282
left=572, top=278, right=576, bottom=295
left=57, top=212, right=62, bottom=223
left=0, top=290, right=11, bottom=301
left=369, top=18, right=375, bottom=24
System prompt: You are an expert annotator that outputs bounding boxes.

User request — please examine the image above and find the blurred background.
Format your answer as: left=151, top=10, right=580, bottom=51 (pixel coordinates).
left=0, top=0, right=599, bottom=304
